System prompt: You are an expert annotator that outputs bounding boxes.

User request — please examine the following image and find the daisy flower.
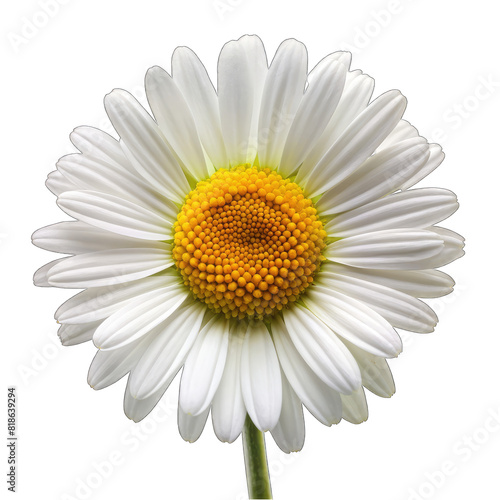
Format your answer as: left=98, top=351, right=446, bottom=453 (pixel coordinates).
left=33, top=35, right=463, bottom=496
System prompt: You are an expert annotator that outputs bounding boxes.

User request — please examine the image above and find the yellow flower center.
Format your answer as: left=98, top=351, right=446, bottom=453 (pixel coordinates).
left=172, top=166, right=326, bottom=320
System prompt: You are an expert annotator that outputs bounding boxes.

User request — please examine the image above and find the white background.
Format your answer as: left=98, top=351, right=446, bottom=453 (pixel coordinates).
left=2, top=1, right=499, bottom=499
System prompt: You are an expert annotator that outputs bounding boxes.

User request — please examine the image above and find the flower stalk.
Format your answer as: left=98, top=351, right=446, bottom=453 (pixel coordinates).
left=242, top=415, right=273, bottom=499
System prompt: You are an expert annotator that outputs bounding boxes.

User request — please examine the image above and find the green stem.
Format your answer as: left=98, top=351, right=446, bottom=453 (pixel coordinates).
left=242, top=415, right=273, bottom=499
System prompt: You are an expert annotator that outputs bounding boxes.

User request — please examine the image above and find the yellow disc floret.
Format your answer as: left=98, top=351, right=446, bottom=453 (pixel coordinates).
left=172, top=166, right=326, bottom=320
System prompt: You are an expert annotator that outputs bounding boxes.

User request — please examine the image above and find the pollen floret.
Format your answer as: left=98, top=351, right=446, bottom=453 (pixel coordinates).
left=173, top=166, right=326, bottom=320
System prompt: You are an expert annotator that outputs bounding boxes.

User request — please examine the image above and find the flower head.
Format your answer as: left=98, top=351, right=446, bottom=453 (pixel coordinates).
left=173, top=165, right=326, bottom=320
left=33, top=35, right=463, bottom=452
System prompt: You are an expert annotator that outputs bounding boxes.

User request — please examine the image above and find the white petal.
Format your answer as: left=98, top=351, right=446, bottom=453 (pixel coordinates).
left=270, top=372, right=305, bottom=453
left=326, top=188, right=459, bottom=237
left=172, top=46, right=228, bottom=168
left=306, top=51, right=351, bottom=86
left=58, top=321, right=101, bottom=346
left=376, top=119, right=419, bottom=151
left=179, top=315, right=230, bottom=416
left=296, top=70, right=374, bottom=184
left=56, top=153, right=137, bottom=199
left=123, top=376, right=170, bottom=422
left=56, top=275, right=178, bottom=324
left=57, top=190, right=172, bottom=241
left=241, top=322, right=282, bottom=432
left=88, top=335, right=153, bottom=390
left=70, top=126, right=130, bottom=168
left=178, top=406, right=210, bottom=443
left=303, top=90, right=407, bottom=198
left=46, top=245, right=172, bottom=288
left=104, top=89, right=189, bottom=203
left=316, top=137, right=430, bottom=215
left=93, top=283, right=188, bottom=350
left=400, top=144, right=445, bottom=190
left=341, top=387, right=368, bottom=424
left=324, top=229, right=444, bottom=270
left=46, top=170, right=78, bottom=196
left=303, top=287, right=401, bottom=357
left=283, top=305, right=361, bottom=393
left=321, top=262, right=455, bottom=298
left=317, top=273, right=438, bottom=333
left=420, top=226, right=465, bottom=268
left=129, top=300, right=206, bottom=399
left=211, top=324, right=246, bottom=443
left=238, top=35, right=268, bottom=160
left=32, top=221, right=160, bottom=255
left=34, top=257, right=67, bottom=287
left=278, top=59, right=347, bottom=177
left=258, top=39, right=307, bottom=168
left=56, top=152, right=177, bottom=217
left=146, top=66, right=208, bottom=180
left=218, top=38, right=257, bottom=165
left=432, top=227, right=465, bottom=244
left=271, top=315, right=342, bottom=425
left=342, top=339, right=395, bottom=398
